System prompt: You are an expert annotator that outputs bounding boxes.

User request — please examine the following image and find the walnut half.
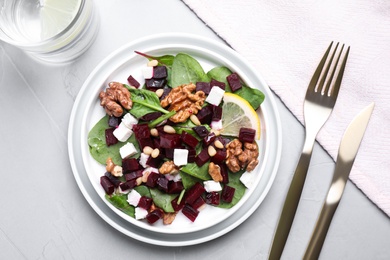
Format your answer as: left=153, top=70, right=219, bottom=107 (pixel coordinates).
left=99, top=82, right=132, bottom=117
left=226, top=139, right=259, bottom=173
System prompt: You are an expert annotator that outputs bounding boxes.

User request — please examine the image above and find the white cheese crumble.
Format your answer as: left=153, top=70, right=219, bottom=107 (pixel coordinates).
left=119, top=142, right=137, bottom=159
left=113, top=122, right=133, bottom=142
left=173, top=149, right=189, bottom=166
left=205, top=86, right=225, bottom=106
left=127, top=189, right=141, bottom=207
left=240, top=171, right=255, bottom=189
left=122, top=113, right=138, bottom=129
left=139, top=153, right=150, bottom=168
left=203, top=180, right=222, bottom=192
left=135, top=207, right=148, bottom=220
left=142, top=67, right=154, bottom=79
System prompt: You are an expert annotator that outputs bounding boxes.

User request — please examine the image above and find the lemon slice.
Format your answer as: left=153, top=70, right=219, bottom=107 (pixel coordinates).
left=40, top=0, right=81, bottom=40
left=221, top=92, right=261, bottom=140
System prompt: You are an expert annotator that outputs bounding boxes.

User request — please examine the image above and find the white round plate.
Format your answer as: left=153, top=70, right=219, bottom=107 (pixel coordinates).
left=68, top=33, right=282, bottom=246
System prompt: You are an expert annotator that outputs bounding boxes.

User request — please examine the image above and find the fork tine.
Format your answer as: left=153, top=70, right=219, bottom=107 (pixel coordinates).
left=323, top=43, right=344, bottom=95
left=307, top=42, right=333, bottom=92
left=329, top=46, right=350, bottom=98
left=317, top=42, right=339, bottom=94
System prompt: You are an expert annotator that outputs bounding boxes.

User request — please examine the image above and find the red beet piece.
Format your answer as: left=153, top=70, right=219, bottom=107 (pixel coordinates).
left=194, top=148, right=210, bottom=167
left=138, top=196, right=153, bottom=210
left=191, top=196, right=206, bottom=210
left=160, top=87, right=171, bottom=100
left=211, top=105, right=222, bottom=121
left=121, top=179, right=137, bottom=190
left=211, top=150, right=227, bottom=165
left=222, top=185, right=236, bottom=203
left=127, top=75, right=140, bottom=88
left=146, top=78, right=167, bottom=89
left=192, top=125, right=209, bottom=138
left=140, top=112, right=162, bottom=121
left=203, top=132, right=216, bottom=147
left=185, top=182, right=206, bottom=205
left=205, top=192, right=220, bottom=205
left=159, top=133, right=181, bottom=148
left=108, top=116, right=120, bottom=127
left=124, top=169, right=143, bottom=181
left=168, top=181, right=184, bottom=194
left=164, top=148, right=174, bottom=159
left=105, top=127, right=118, bottom=146
left=104, top=172, right=121, bottom=188
left=196, top=82, right=211, bottom=94
left=187, top=147, right=196, bottom=163
left=182, top=204, right=199, bottom=222
left=196, top=105, right=213, bottom=124
left=227, top=72, right=242, bottom=92
left=146, top=209, right=163, bottom=224
left=132, top=124, right=150, bottom=139
left=220, top=163, right=229, bottom=184
left=145, top=172, right=160, bottom=188
left=146, top=154, right=163, bottom=168
left=157, top=176, right=169, bottom=192
left=171, top=196, right=185, bottom=211
left=122, top=158, right=141, bottom=173
left=153, top=66, right=167, bottom=79
left=239, top=127, right=256, bottom=143
left=210, top=78, right=226, bottom=90
left=100, top=176, right=115, bottom=195
left=181, top=131, right=199, bottom=148
left=137, top=137, right=154, bottom=149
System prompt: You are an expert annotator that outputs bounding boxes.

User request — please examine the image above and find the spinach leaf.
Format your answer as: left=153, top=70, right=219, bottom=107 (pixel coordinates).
left=125, top=86, right=170, bottom=118
left=207, top=66, right=265, bottom=110
left=88, top=115, right=140, bottom=165
left=180, top=170, right=203, bottom=190
left=218, top=170, right=247, bottom=209
left=135, top=51, right=174, bottom=86
left=148, top=110, right=176, bottom=128
left=134, top=185, right=151, bottom=197
left=181, top=162, right=211, bottom=181
left=105, top=194, right=135, bottom=217
left=171, top=53, right=209, bottom=87
left=150, top=188, right=176, bottom=213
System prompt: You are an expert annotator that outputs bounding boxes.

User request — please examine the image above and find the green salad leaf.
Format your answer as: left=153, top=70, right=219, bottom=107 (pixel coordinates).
left=181, top=162, right=212, bottom=181
left=218, top=170, right=247, bottom=209
left=171, top=53, right=209, bottom=87
left=150, top=188, right=176, bottom=213
left=105, top=194, right=135, bottom=217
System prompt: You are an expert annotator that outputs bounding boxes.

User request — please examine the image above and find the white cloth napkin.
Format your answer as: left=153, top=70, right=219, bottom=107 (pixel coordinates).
left=184, top=0, right=390, bottom=216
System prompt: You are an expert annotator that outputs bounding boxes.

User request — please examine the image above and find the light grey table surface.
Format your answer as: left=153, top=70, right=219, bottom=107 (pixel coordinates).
left=1, top=1, right=389, bottom=259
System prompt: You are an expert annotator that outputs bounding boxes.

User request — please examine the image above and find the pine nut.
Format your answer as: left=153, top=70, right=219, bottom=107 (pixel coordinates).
left=163, top=125, right=176, bottom=134
left=190, top=114, right=201, bottom=126
left=156, top=88, right=164, bottom=98
left=142, top=171, right=151, bottom=183
left=143, top=146, right=153, bottom=155
left=151, top=148, right=160, bottom=158
left=136, top=177, right=143, bottom=186
left=208, top=145, right=217, bottom=157
left=210, top=129, right=220, bottom=136
left=150, top=128, right=159, bottom=137
left=214, top=140, right=224, bottom=149
left=147, top=59, right=158, bottom=67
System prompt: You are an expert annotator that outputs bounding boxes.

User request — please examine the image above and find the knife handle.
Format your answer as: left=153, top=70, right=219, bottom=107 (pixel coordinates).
left=269, top=136, right=315, bottom=260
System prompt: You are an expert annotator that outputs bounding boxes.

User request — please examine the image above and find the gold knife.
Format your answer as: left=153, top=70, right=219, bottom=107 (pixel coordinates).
left=303, top=102, right=375, bottom=260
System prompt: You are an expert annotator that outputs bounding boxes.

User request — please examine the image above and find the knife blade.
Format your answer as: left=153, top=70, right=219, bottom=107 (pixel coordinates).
left=303, top=102, right=375, bottom=260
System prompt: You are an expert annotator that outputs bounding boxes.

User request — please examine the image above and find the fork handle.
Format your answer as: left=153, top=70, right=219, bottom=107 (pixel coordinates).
left=269, top=135, right=315, bottom=260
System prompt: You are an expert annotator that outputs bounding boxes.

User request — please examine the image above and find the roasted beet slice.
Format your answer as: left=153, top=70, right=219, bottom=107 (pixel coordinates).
left=157, top=176, right=169, bottom=192
left=145, top=172, right=160, bottom=188
left=140, top=112, right=162, bottom=121
left=146, top=209, right=163, bottom=224
left=196, top=82, right=211, bottom=94
left=182, top=204, right=199, bottom=222
left=191, top=196, right=206, bottom=210
left=205, top=192, right=220, bottom=205
left=146, top=78, right=167, bottom=89
left=159, top=133, right=181, bottom=148
left=171, top=196, right=185, bottom=211
left=104, top=172, right=121, bottom=187
left=181, top=131, right=199, bottom=148
left=124, top=169, right=143, bottom=181
left=194, top=148, right=210, bottom=167
left=220, top=163, right=229, bottom=184
left=153, top=66, right=168, bottom=79
left=196, top=105, right=213, bottom=125
left=105, top=127, right=118, bottom=146
left=185, top=182, right=206, bottom=205
left=168, top=181, right=184, bottom=194
left=192, top=125, right=209, bottom=139
left=187, top=147, right=196, bottom=163
left=227, top=72, right=242, bottom=92
left=121, top=179, right=137, bottom=190
left=100, top=176, right=115, bottom=195
left=127, top=75, right=140, bottom=88
left=122, top=158, right=141, bottom=173
left=210, top=150, right=227, bottom=165
left=108, top=116, right=120, bottom=127
left=160, top=87, right=172, bottom=100
left=132, top=124, right=150, bottom=139
left=239, top=127, right=256, bottom=143
left=137, top=137, right=154, bottom=150
left=210, top=78, right=226, bottom=90
left=203, top=132, right=216, bottom=147
left=222, top=185, right=235, bottom=203
left=164, top=148, right=174, bottom=159
left=138, top=196, right=153, bottom=210
left=211, top=105, right=223, bottom=121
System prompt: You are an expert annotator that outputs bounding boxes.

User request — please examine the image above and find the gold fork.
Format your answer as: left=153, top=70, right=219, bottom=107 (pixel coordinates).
left=269, top=42, right=350, bottom=260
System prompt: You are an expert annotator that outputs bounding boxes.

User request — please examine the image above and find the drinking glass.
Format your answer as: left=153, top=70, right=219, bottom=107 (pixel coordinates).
left=0, top=0, right=99, bottom=63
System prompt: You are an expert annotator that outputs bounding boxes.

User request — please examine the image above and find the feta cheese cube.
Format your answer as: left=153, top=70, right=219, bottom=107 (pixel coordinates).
left=122, top=113, right=138, bottom=129
left=135, top=207, right=148, bottom=220
left=142, top=67, right=154, bottom=79
left=203, top=180, right=222, bottom=192
left=119, top=142, right=137, bottom=159
left=205, top=86, right=225, bottom=106
left=127, top=189, right=141, bottom=207
left=211, top=120, right=223, bottom=131
left=240, top=171, right=255, bottom=189
left=139, top=153, right=150, bottom=168
left=173, top=149, right=189, bottom=166
left=113, top=122, right=133, bottom=142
